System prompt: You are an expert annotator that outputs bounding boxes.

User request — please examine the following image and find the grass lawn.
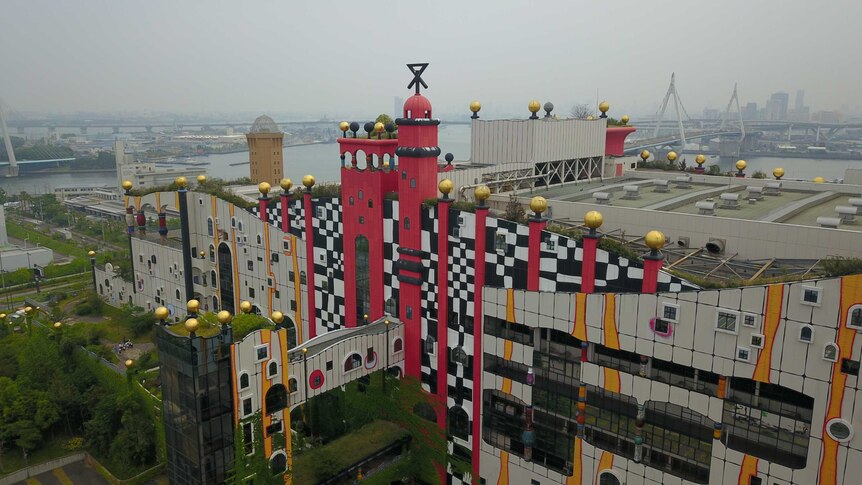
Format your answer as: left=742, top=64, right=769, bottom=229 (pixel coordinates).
left=6, top=221, right=87, bottom=257
left=291, top=420, right=409, bottom=484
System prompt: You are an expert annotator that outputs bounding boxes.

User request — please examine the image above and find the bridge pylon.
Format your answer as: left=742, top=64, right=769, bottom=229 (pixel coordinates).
left=653, top=73, right=692, bottom=152
left=0, top=98, right=19, bottom=177
left=720, top=83, right=746, bottom=146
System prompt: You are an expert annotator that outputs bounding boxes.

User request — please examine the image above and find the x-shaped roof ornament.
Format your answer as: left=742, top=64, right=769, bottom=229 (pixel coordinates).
left=407, top=63, right=429, bottom=95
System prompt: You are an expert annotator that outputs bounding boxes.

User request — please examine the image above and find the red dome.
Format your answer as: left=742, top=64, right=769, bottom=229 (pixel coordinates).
left=402, top=94, right=432, bottom=119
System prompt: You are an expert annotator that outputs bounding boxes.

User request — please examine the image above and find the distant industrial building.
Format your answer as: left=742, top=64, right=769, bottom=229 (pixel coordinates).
left=245, top=115, right=284, bottom=185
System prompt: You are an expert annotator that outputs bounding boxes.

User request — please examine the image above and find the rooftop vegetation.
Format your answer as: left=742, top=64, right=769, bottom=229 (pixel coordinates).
left=167, top=311, right=274, bottom=339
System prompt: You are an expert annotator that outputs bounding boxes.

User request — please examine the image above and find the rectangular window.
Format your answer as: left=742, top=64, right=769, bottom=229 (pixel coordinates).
left=495, top=232, right=507, bottom=253
left=661, top=302, right=679, bottom=323
left=326, top=361, right=333, bottom=371
left=255, top=344, right=269, bottom=361
left=750, top=334, right=764, bottom=348
left=249, top=287, right=255, bottom=298
left=715, top=309, right=738, bottom=334
left=271, top=253, right=279, bottom=263
left=289, top=271, right=295, bottom=281
left=283, top=240, right=291, bottom=251
left=742, top=313, right=758, bottom=328
left=274, top=290, right=280, bottom=299
left=247, top=260, right=253, bottom=271
left=242, top=421, right=253, bottom=455
left=737, top=346, right=751, bottom=362
left=484, top=315, right=534, bottom=345
left=266, top=421, right=283, bottom=436
left=801, top=286, right=822, bottom=306
left=290, top=300, right=297, bottom=311
left=654, top=319, right=670, bottom=334
left=243, top=398, right=253, bottom=417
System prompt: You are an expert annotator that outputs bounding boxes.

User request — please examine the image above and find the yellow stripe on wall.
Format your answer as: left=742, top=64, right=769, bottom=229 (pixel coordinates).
left=738, top=455, right=758, bottom=484
left=573, top=293, right=587, bottom=341
left=290, top=235, right=303, bottom=344
left=496, top=451, right=509, bottom=485
left=753, top=284, right=784, bottom=383
left=595, top=451, right=614, bottom=484
left=506, top=288, right=516, bottom=322
left=819, top=275, right=862, bottom=484
left=501, top=339, right=514, bottom=394
left=603, top=368, right=620, bottom=393
left=602, top=294, right=619, bottom=350
left=565, top=438, right=583, bottom=485
left=261, top=330, right=273, bottom=458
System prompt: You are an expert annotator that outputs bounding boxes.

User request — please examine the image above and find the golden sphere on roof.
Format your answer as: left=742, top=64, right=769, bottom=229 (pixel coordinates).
left=197, top=175, right=207, bottom=184
left=666, top=151, right=678, bottom=162
left=813, top=176, right=825, bottom=183
left=217, top=310, right=232, bottom=325
left=280, top=178, right=293, bottom=191
left=175, top=176, right=188, bottom=188
left=584, top=210, right=603, bottom=229
left=598, top=101, right=610, bottom=113
left=240, top=300, right=253, bottom=313
left=154, top=306, right=169, bottom=320
left=271, top=311, right=284, bottom=324
left=24, top=306, right=33, bottom=314
left=640, top=150, right=650, bottom=161
left=644, top=230, right=666, bottom=251
left=302, top=174, right=315, bottom=188
left=88, top=250, right=96, bottom=257
left=184, top=318, right=199, bottom=333
left=53, top=321, right=62, bottom=329
left=121, top=180, right=133, bottom=191
left=735, top=159, right=747, bottom=171
left=530, top=196, right=548, bottom=214
left=773, top=167, right=785, bottom=178
left=439, top=179, right=453, bottom=195
left=199, top=250, right=206, bottom=257
left=374, top=122, right=385, bottom=133
left=339, top=121, right=350, bottom=132
left=258, top=182, right=271, bottom=196
left=474, top=185, right=490, bottom=202
left=187, top=299, right=200, bottom=314
left=125, top=359, right=134, bottom=368
left=0, top=314, right=5, bottom=320
left=528, top=100, right=541, bottom=113
left=469, top=101, right=481, bottom=113
left=620, top=115, right=630, bottom=125
left=695, top=154, right=706, bottom=165
left=586, top=115, right=594, bottom=120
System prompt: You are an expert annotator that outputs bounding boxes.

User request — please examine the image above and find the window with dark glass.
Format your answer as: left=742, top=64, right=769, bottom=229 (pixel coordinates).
left=239, top=373, right=249, bottom=389
left=242, top=422, right=253, bottom=454
left=243, top=398, right=252, bottom=417
left=448, top=406, right=470, bottom=440
left=265, top=384, right=287, bottom=414
left=344, top=353, right=362, bottom=372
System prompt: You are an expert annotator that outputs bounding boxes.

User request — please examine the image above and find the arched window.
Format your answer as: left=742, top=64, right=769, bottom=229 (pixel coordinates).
left=239, top=373, right=250, bottom=390
left=270, top=452, right=287, bottom=475
left=212, top=295, right=218, bottom=311
left=344, top=353, right=362, bottom=372
left=403, top=218, right=410, bottom=230
left=413, top=402, right=437, bottom=423
left=799, top=324, right=814, bottom=343
left=210, top=270, right=217, bottom=285
left=393, top=338, right=403, bottom=353
left=385, top=298, right=397, bottom=316
left=209, top=245, right=215, bottom=262
left=207, top=218, right=214, bottom=236
left=598, top=471, right=622, bottom=485
left=448, top=406, right=469, bottom=440
left=268, top=361, right=279, bottom=378
left=265, top=384, right=287, bottom=414
left=849, top=306, right=862, bottom=329
left=824, top=343, right=839, bottom=362
left=288, top=378, right=298, bottom=393
left=256, top=234, right=262, bottom=245
left=175, top=289, right=181, bottom=300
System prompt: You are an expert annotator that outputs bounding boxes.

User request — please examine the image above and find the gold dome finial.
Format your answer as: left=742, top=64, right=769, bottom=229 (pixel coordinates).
left=474, top=185, right=490, bottom=203
left=155, top=306, right=169, bottom=320
left=53, top=321, right=62, bottom=329
left=240, top=300, right=252, bottom=313
left=258, top=182, right=271, bottom=196
left=584, top=210, right=603, bottom=230
left=640, top=150, right=650, bottom=161
left=813, top=176, right=825, bottom=183
left=666, top=151, right=678, bottom=162
left=121, top=180, right=133, bottom=191
left=374, top=122, right=385, bottom=133
left=530, top=196, right=548, bottom=215
left=586, top=115, right=594, bottom=120
left=217, top=310, right=232, bottom=325
left=339, top=121, right=349, bottom=132
left=280, top=178, right=293, bottom=191
left=598, top=101, right=610, bottom=114
left=125, top=359, right=134, bottom=368
left=620, top=115, right=630, bottom=125
left=24, top=306, right=33, bottom=314
left=773, top=167, right=785, bottom=179
left=528, top=100, right=541, bottom=114
left=644, top=230, right=666, bottom=251
left=199, top=250, right=206, bottom=258
left=197, top=175, right=207, bottom=184
left=302, top=174, right=315, bottom=189
left=695, top=154, right=706, bottom=165
left=184, top=317, right=200, bottom=334
left=735, top=159, right=747, bottom=171
left=438, top=179, right=453, bottom=196
left=271, top=311, right=285, bottom=324
left=469, top=100, right=481, bottom=113
left=187, top=299, right=200, bottom=314
left=0, top=314, right=6, bottom=320
left=175, top=176, right=188, bottom=188
left=88, top=250, right=96, bottom=257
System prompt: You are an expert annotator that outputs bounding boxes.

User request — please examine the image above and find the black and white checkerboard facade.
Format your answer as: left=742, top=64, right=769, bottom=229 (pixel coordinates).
left=311, top=198, right=345, bottom=332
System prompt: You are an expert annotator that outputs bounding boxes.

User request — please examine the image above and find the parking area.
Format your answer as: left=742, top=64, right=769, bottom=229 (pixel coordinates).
left=14, top=461, right=109, bottom=485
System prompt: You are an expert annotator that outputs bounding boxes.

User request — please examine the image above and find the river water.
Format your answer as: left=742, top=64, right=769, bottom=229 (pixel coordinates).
left=0, top=124, right=855, bottom=194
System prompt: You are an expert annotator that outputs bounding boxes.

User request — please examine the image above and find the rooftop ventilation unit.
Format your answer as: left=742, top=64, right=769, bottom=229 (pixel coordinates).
left=705, top=238, right=726, bottom=254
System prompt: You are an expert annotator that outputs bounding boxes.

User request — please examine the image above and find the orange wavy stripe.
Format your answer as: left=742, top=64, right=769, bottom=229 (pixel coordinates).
left=497, top=451, right=509, bottom=485
left=603, top=294, right=619, bottom=350
left=565, top=438, right=583, bottom=485
left=753, top=284, right=784, bottom=383
left=738, top=454, right=758, bottom=484
left=573, top=293, right=587, bottom=341
left=603, top=368, right=620, bottom=393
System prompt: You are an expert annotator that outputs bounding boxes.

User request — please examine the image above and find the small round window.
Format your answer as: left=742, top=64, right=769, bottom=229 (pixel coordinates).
left=826, top=418, right=853, bottom=442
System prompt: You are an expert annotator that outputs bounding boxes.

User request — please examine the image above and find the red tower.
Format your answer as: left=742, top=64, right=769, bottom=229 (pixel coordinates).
left=395, top=63, right=440, bottom=379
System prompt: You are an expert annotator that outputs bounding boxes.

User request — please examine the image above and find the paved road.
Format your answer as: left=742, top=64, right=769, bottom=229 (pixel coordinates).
left=13, top=461, right=109, bottom=485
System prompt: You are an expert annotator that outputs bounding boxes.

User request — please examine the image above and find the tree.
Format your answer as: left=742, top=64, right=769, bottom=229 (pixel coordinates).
left=9, top=420, right=41, bottom=462
left=570, top=103, right=592, bottom=119
left=375, top=114, right=397, bottom=139
left=0, top=187, right=7, bottom=205
left=503, top=196, right=527, bottom=224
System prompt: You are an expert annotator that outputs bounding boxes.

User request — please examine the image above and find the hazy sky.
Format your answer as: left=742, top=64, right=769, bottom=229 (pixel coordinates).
left=1, top=0, right=859, bottom=118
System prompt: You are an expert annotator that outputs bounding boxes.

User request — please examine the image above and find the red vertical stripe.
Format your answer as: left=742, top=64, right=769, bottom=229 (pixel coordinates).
left=472, top=206, right=488, bottom=481
left=581, top=236, right=598, bottom=294
left=641, top=256, right=663, bottom=294
left=527, top=218, right=547, bottom=291
left=437, top=202, right=450, bottom=401
left=280, top=194, right=289, bottom=234
left=258, top=198, right=268, bottom=223
left=303, top=192, right=317, bottom=339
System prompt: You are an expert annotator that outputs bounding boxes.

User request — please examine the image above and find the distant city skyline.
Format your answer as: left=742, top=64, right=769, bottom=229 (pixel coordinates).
left=1, top=1, right=860, bottom=119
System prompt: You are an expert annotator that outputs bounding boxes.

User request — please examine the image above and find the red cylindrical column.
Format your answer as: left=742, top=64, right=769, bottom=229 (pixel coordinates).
left=436, top=196, right=451, bottom=402
left=303, top=188, right=317, bottom=339
left=581, top=235, right=598, bottom=294
left=280, top=194, right=290, bottom=233
left=641, top=230, right=666, bottom=294
left=527, top=197, right=548, bottom=291
left=472, top=191, right=489, bottom=481
left=258, top=197, right=268, bottom=223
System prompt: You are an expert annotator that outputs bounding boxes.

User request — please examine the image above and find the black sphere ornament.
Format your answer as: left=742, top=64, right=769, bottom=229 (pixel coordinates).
left=384, top=122, right=396, bottom=133
left=544, top=102, right=554, bottom=118
left=445, top=153, right=454, bottom=163
left=364, top=121, right=374, bottom=139
left=349, top=121, right=360, bottom=138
